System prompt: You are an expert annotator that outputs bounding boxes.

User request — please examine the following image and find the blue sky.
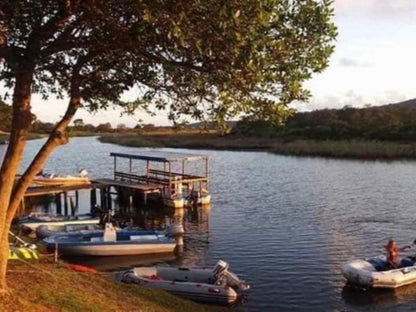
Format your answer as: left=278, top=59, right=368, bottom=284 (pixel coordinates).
left=8, top=1, right=416, bottom=126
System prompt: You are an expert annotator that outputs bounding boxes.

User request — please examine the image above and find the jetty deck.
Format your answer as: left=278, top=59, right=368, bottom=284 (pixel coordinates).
left=20, top=151, right=211, bottom=214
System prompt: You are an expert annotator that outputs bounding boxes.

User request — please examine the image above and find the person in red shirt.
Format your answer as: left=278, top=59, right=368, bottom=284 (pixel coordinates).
left=385, top=239, right=411, bottom=269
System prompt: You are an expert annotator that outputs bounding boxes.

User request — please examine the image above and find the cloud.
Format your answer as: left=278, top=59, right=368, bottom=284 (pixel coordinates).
left=334, top=0, right=416, bottom=19
left=338, top=57, right=371, bottom=68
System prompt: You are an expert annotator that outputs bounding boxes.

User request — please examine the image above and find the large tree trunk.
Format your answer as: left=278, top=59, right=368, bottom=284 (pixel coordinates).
left=0, top=70, right=81, bottom=293
left=0, top=68, right=34, bottom=294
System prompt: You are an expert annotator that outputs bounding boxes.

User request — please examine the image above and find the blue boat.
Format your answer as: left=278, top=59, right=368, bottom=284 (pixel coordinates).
left=43, top=223, right=176, bottom=256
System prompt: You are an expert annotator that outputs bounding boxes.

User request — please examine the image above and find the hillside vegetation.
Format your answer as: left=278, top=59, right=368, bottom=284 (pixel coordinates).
left=233, top=101, right=416, bottom=141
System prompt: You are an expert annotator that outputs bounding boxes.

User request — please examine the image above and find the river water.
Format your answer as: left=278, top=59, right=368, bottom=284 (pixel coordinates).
left=3, top=136, right=416, bottom=311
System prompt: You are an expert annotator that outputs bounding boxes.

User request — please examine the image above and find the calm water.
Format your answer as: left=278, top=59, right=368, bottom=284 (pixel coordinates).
left=4, top=136, right=416, bottom=311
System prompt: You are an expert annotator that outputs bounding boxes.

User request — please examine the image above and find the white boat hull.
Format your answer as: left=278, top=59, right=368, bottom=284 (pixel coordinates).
left=121, top=264, right=248, bottom=305
left=56, top=242, right=176, bottom=256
left=32, top=177, right=89, bottom=186
left=342, top=256, right=416, bottom=289
left=20, top=218, right=99, bottom=231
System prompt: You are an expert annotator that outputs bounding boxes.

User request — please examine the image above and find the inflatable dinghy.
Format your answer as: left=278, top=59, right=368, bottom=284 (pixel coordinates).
left=342, top=255, right=416, bottom=288
left=121, top=260, right=249, bottom=305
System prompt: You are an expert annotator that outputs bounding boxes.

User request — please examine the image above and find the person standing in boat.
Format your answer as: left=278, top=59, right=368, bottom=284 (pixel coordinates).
left=385, top=239, right=411, bottom=269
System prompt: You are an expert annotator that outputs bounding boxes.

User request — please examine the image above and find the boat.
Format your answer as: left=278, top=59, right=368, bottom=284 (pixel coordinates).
left=18, top=213, right=99, bottom=231
left=36, top=223, right=104, bottom=239
left=342, top=255, right=416, bottom=288
left=120, top=260, right=249, bottom=305
left=32, top=169, right=90, bottom=186
left=43, top=223, right=176, bottom=256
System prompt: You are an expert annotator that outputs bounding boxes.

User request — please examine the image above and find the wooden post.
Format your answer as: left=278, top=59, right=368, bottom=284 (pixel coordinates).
left=129, top=195, right=133, bottom=226
left=113, top=156, right=117, bottom=179
left=206, top=158, right=210, bottom=192
left=107, top=187, right=112, bottom=210
left=90, top=188, right=97, bottom=210
left=100, top=188, right=106, bottom=210
left=75, top=190, right=79, bottom=210
left=70, top=195, right=75, bottom=216
left=55, top=193, right=62, bottom=215
left=54, top=242, right=58, bottom=263
left=146, top=160, right=149, bottom=181
left=168, top=161, right=172, bottom=196
left=129, top=158, right=132, bottom=174
left=64, top=192, right=68, bottom=216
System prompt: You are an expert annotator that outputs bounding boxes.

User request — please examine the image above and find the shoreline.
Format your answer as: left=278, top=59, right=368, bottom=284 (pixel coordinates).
left=98, top=134, right=416, bottom=161
left=3, top=259, right=228, bottom=312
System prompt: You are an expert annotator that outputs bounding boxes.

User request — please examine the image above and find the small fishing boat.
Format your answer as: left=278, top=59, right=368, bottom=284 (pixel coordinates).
left=342, top=255, right=416, bottom=288
left=120, top=260, right=249, bottom=305
left=18, top=213, right=99, bottom=231
left=43, top=223, right=176, bottom=256
left=32, top=169, right=89, bottom=186
left=36, top=223, right=104, bottom=238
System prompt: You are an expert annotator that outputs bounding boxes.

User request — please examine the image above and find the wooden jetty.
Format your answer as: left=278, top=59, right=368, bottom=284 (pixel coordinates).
left=20, top=151, right=211, bottom=215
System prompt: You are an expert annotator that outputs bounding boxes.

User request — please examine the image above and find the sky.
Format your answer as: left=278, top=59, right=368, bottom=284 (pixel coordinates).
left=5, top=1, right=416, bottom=127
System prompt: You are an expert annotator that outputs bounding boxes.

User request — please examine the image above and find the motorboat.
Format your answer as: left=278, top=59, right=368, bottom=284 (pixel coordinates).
left=32, top=169, right=90, bottom=186
left=120, top=260, right=249, bottom=305
left=36, top=223, right=104, bottom=238
left=18, top=213, right=99, bottom=231
left=43, top=223, right=176, bottom=256
left=342, top=255, right=416, bottom=288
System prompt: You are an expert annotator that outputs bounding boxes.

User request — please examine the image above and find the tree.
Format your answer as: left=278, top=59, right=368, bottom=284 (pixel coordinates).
left=73, top=118, right=84, bottom=127
left=0, top=0, right=336, bottom=292
left=96, top=122, right=113, bottom=133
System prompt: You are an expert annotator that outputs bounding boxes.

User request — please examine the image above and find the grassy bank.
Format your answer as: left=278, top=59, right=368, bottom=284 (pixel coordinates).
left=99, top=134, right=416, bottom=160
left=0, top=132, right=45, bottom=144
left=2, top=260, right=229, bottom=312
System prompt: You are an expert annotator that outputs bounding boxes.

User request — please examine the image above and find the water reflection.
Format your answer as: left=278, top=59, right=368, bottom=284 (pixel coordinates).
left=342, top=284, right=416, bottom=310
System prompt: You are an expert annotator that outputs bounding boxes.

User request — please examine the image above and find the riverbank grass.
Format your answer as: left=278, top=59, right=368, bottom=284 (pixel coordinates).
left=99, top=134, right=416, bottom=160
left=2, top=260, right=228, bottom=312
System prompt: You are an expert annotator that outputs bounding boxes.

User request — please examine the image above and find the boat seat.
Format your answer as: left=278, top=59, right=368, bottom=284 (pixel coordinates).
left=130, top=235, right=157, bottom=241
left=90, top=237, right=103, bottom=242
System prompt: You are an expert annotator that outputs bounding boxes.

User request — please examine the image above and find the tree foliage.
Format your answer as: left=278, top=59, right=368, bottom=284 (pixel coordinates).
left=1, top=0, right=336, bottom=125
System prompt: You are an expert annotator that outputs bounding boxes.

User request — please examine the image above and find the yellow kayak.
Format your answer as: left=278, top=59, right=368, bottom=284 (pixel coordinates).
left=8, top=246, right=39, bottom=260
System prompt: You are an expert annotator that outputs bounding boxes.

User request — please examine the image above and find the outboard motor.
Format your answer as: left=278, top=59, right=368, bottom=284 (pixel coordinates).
left=213, top=260, right=229, bottom=276
left=78, top=168, right=88, bottom=177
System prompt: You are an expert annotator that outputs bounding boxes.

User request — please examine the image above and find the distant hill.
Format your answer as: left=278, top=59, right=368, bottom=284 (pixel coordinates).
left=232, top=98, right=416, bottom=141
left=0, top=100, right=12, bottom=132
left=383, top=98, right=416, bottom=109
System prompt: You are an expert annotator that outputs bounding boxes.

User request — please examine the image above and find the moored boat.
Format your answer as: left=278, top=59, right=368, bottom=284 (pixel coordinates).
left=18, top=213, right=99, bottom=231
left=342, top=255, right=416, bottom=288
left=36, top=223, right=104, bottom=239
left=43, top=223, right=176, bottom=256
left=32, top=169, right=90, bottom=186
left=120, top=260, right=249, bottom=305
